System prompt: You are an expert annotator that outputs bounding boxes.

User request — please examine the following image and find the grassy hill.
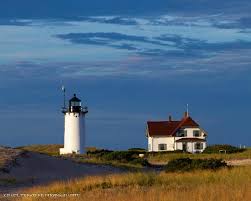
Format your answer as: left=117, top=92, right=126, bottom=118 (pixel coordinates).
left=18, top=144, right=251, bottom=167
left=17, top=144, right=63, bottom=156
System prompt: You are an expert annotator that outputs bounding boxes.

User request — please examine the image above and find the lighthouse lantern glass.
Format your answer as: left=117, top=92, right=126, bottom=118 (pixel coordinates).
left=68, top=94, right=82, bottom=112
left=71, top=101, right=81, bottom=107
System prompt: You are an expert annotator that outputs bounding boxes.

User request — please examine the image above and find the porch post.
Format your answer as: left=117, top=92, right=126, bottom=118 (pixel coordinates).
left=174, top=137, right=176, bottom=151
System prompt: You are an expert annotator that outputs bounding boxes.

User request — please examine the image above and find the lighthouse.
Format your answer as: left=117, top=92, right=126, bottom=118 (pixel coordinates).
left=59, top=93, right=88, bottom=155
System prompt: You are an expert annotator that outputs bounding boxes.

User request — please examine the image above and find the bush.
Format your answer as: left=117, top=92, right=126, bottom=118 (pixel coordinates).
left=165, top=158, right=227, bottom=172
left=203, top=145, right=246, bottom=154
left=165, top=158, right=192, bottom=172
left=102, top=151, right=148, bottom=166
left=86, top=149, right=113, bottom=157
left=102, top=151, right=135, bottom=162
left=86, top=150, right=149, bottom=167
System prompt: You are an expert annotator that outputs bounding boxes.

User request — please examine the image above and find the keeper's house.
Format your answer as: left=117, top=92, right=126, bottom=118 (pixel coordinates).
left=146, top=112, right=207, bottom=153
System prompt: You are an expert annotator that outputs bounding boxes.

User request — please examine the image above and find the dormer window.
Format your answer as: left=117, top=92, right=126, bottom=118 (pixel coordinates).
left=177, top=129, right=187, bottom=137
left=193, top=130, right=201, bottom=137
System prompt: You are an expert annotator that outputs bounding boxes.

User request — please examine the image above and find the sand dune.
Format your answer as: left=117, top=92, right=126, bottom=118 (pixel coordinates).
left=0, top=151, right=124, bottom=193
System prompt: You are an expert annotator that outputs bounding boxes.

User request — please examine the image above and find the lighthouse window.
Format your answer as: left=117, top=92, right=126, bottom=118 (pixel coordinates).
left=71, top=101, right=81, bottom=107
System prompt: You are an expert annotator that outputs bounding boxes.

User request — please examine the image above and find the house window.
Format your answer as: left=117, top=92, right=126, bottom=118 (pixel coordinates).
left=158, top=144, right=167, bottom=151
left=195, top=142, right=203, bottom=150
left=193, top=130, right=201, bottom=137
left=184, top=130, right=187, bottom=137
left=177, top=130, right=187, bottom=137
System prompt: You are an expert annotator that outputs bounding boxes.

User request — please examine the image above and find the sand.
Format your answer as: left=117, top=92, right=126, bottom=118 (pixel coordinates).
left=0, top=151, right=124, bottom=193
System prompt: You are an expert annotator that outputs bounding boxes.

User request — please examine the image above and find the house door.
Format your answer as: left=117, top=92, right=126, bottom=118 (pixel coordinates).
left=182, top=143, right=187, bottom=152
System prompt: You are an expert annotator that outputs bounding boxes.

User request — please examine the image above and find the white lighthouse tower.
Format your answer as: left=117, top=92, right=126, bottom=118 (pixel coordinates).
left=60, top=93, right=88, bottom=155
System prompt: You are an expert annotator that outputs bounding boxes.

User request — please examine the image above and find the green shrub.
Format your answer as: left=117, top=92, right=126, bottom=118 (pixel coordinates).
left=165, top=158, right=227, bottom=172
left=86, top=149, right=113, bottom=157
left=102, top=151, right=134, bottom=162
left=203, top=145, right=246, bottom=154
left=103, top=151, right=148, bottom=165
left=86, top=150, right=149, bottom=167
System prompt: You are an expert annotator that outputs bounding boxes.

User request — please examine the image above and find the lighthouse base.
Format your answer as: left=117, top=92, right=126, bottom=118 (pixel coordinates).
left=59, top=148, right=84, bottom=155
left=59, top=148, right=69, bottom=155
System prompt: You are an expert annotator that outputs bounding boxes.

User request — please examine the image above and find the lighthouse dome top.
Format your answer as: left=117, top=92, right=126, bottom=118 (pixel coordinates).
left=69, top=94, right=81, bottom=102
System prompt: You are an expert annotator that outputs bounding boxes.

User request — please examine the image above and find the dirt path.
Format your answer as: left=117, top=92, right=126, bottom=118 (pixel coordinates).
left=0, top=152, right=125, bottom=193
left=226, top=159, right=251, bottom=166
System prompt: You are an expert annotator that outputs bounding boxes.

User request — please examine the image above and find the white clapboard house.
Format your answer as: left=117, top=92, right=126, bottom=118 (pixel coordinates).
left=146, top=112, right=207, bottom=153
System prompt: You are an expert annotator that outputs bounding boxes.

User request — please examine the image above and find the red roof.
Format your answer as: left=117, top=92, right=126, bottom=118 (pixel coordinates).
left=147, top=116, right=199, bottom=137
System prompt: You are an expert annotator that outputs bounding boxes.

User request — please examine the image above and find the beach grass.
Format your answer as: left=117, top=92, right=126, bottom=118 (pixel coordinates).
left=17, top=144, right=63, bottom=156
left=17, top=166, right=251, bottom=201
left=72, top=156, right=147, bottom=169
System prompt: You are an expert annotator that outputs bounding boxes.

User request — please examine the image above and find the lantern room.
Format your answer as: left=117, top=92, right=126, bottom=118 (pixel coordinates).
left=69, top=94, right=82, bottom=113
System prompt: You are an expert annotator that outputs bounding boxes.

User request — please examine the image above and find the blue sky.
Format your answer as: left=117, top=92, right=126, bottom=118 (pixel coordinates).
left=0, top=1, right=251, bottom=149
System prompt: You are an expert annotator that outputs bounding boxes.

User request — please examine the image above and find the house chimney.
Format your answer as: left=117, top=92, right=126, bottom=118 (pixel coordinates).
left=169, top=115, right=172, bottom=121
